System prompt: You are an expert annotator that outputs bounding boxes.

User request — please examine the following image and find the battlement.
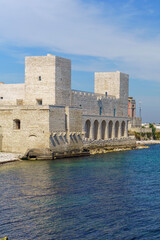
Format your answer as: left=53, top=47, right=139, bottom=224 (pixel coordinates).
left=72, top=90, right=116, bottom=100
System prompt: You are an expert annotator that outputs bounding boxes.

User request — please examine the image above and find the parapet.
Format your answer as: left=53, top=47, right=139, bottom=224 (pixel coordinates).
left=72, top=90, right=116, bottom=100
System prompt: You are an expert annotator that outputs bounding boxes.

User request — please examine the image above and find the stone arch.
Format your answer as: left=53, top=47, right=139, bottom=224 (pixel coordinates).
left=85, top=120, right=91, bottom=138
left=13, top=119, right=21, bottom=130
left=93, top=120, right=99, bottom=140
left=101, top=120, right=106, bottom=140
left=108, top=120, right=113, bottom=139
left=121, top=121, right=125, bottom=137
left=115, top=121, right=119, bottom=138
left=29, top=134, right=37, bottom=137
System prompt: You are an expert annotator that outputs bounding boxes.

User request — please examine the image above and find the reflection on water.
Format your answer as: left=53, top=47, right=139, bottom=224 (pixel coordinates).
left=1, top=145, right=160, bottom=239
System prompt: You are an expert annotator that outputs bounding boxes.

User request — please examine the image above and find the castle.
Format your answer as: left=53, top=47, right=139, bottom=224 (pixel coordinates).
left=0, top=54, right=129, bottom=154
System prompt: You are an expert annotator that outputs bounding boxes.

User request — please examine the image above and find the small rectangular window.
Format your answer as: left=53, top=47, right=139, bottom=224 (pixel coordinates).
left=13, top=119, right=21, bottom=130
left=39, top=76, right=41, bottom=81
left=0, top=97, right=3, bottom=99
left=37, top=99, right=42, bottom=105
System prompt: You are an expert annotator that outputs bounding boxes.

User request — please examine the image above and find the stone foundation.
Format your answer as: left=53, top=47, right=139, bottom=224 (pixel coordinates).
left=22, top=137, right=136, bottom=160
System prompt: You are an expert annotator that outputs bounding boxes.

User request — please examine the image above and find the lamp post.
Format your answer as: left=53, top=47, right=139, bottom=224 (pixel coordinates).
left=139, top=101, right=142, bottom=118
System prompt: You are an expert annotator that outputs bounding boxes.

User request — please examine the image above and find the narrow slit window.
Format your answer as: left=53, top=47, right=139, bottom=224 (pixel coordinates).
left=39, top=76, right=41, bottom=81
left=114, top=108, right=116, bottom=117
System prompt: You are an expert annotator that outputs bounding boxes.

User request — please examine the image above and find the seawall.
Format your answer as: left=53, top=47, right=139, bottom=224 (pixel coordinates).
left=22, top=137, right=136, bottom=160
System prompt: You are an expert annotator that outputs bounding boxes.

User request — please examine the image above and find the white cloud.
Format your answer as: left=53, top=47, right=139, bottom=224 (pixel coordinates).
left=0, top=0, right=160, bottom=81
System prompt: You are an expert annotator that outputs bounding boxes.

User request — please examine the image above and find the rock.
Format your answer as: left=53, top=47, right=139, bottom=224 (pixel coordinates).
left=22, top=148, right=53, bottom=160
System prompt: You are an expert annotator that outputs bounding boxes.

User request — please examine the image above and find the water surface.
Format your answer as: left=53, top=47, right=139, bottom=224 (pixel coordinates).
left=1, top=145, right=160, bottom=239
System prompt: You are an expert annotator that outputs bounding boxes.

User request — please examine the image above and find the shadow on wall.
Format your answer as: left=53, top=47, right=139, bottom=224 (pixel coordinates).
left=50, top=133, right=82, bottom=147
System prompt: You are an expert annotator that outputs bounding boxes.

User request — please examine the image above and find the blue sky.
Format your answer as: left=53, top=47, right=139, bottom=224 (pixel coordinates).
left=0, top=0, right=160, bottom=123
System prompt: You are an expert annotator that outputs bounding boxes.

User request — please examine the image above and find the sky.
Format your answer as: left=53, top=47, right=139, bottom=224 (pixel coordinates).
left=0, top=0, right=160, bottom=123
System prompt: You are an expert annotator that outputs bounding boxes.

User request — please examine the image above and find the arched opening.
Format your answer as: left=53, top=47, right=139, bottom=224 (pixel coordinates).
left=13, top=119, right=21, bottom=130
left=94, top=120, right=99, bottom=140
left=121, top=121, right=125, bottom=137
left=101, top=120, right=106, bottom=140
left=115, top=121, right=119, bottom=138
left=108, top=121, right=113, bottom=139
left=85, top=120, right=91, bottom=138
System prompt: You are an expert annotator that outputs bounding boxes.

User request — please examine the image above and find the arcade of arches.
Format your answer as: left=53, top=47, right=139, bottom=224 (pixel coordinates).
left=84, top=119, right=127, bottom=140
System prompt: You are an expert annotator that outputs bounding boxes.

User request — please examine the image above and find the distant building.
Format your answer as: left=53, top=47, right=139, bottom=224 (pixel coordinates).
left=128, top=97, right=135, bottom=118
left=128, top=97, right=142, bottom=130
left=153, top=123, right=160, bottom=132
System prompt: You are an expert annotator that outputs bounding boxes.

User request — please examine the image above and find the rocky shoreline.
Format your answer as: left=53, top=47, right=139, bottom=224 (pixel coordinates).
left=0, top=139, right=159, bottom=164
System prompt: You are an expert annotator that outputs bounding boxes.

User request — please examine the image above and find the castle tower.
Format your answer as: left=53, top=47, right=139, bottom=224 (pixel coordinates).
left=25, top=54, right=71, bottom=106
left=94, top=71, right=129, bottom=101
left=94, top=71, right=129, bottom=117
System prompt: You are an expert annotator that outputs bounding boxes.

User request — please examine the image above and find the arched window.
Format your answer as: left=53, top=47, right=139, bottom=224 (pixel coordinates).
left=13, top=119, right=21, bottom=130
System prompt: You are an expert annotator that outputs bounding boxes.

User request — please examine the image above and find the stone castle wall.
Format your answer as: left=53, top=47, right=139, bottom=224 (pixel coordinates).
left=0, top=83, right=25, bottom=105
left=0, top=105, right=50, bottom=153
left=49, top=106, right=83, bottom=152
left=71, top=90, right=127, bottom=117
left=128, top=117, right=142, bottom=129
left=0, top=105, right=83, bottom=154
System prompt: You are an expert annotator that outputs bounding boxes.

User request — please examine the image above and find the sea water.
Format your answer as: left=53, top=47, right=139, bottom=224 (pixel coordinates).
left=1, top=145, right=160, bottom=240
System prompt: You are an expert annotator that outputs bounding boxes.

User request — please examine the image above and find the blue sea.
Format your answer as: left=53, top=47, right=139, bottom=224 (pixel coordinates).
left=1, top=145, right=160, bottom=239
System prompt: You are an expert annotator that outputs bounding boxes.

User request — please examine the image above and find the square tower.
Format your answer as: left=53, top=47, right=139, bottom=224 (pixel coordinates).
left=25, top=54, right=71, bottom=106
left=94, top=71, right=129, bottom=101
